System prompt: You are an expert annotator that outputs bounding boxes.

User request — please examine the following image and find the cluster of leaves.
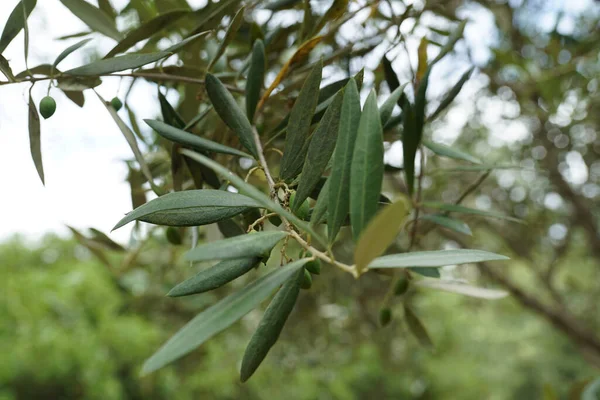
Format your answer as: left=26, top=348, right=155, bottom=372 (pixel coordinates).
left=0, top=0, right=530, bottom=382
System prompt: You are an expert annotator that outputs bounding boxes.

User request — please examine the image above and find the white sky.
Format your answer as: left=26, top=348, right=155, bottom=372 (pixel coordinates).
left=0, top=0, right=594, bottom=243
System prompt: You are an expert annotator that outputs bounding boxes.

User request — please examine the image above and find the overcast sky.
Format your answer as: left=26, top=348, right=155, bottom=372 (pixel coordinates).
left=0, top=0, right=593, bottom=244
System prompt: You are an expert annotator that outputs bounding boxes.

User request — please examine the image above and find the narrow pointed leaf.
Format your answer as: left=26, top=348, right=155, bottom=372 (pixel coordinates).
left=423, top=202, right=523, bottom=223
left=410, top=268, right=441, bottom=278
left=402, top=101, right=417, bottom=194
left=59, top=0, right=122, bottom=41
left=311, top=0, right=348, bottom=36
left=65, top=51, right=171, bottom=75
left=146, top=119, right=251, bottom=158
left=280, top=60, right=322, bottom=180
left=241, top=269, right=301, bottom=382
left=104, top=10, right=190, bottom=58
left=310, top=177, right=329, bottom=226
left=208, top=7, right=245, bottom=70
left=354, top=197, right=410, bottom=274
left=180, top=149, right=327, bottom=247
left=379, top=83, right=407, bottom=125
left=185, top=231, right=287, bottom=262
left=0, top=0, right=37, bottom=54
left=424, top=140, right=481, bottom=164
left=415, top=279, right=508, bottom=299
left=293, top=89, right=343, bottom=211
left=205, top=73, right=258, bottom=158
left=61, top=89, right=85, bottom=107
left=184, top=107, right=212, bottom=131
left=349, top=90, right=384, bottom=241
left=419, top=214, right=472, bottom=236
left=113, top=189, right=261, bottom=230
left=52, top=38, right=92, bottom=70
left=368, top=249, right=509, bottom=269
left=404, top=305, right=433, bottom=347
left=246, top=39, right=266, bottom=122
left=164, top=30, right=210, bottom=54
left=328, top=78, right=360, bottom=242
left=157, top=90, right=185, bottom=128
left=429, top=67, right=473, bottom=120
left=431, top=20, right=467, bottom=65
left=168, top=257, right=261, bottom=297
left=28, top=89, right=43, bottom=184
left=0, top=55, right=15, bottom=82
left=217, top=218, right=245, bottom=238
left=141, top=259, right=309, bottom=375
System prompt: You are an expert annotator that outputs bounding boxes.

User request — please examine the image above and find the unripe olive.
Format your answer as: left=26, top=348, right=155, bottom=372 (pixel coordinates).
left=289, top=191, right=309, bottom=220
left=39, top=96, right=56, bottom=119
left=394, top=276, right=409, bottom=296
left=268, top=215, right=282, bottom=227
left=300, top=268, right=312, bottom=290
left=305, top=258, right=321, bottom=275
left=379, top=307, right=392, bottom=326
left=165, top=227, right=182, bottom=245
left=110, top=97, right=123, bottom=111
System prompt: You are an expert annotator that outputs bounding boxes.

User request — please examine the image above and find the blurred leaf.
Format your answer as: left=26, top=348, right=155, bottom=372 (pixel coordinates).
left=264, top=0, right=301, bottom=10
left=97, top=0, right=116, bottom=20
left=96, top=92, right=158, bottom=192
left=311, top=0, right=348, bottom=36
left=0, top=0, right=37, bottom=54
left=258, top=35, right=324, bottom=110
left=310, top=176, right=330, bottom=226
left=64, top=51, right=171, bottom=75
left=180, top=150, right=327, bottom=247
left=113, top=189, right=260, bottom=230
left=157, top=90, right=185, bottom=128
left=368, top=249, right=509, bottom=269
left=429, top=67, right=474, bottom=120
left=416, top=37, right=429, bottom=83
left=410, top=267, right=441, bottom=278
left=354, top=197, right=411, bottom=274
left=56, top=75, right=102, bottom=91
left=52, top=38, right=92, bottom=70
left=88, top=228, right=125, bottom=251
left=404, top=305, right=433, bottom=347
left=246, top=39, right=266, bottom=122
left=415, top=280, right=508, bottom=299
left=208, top=7, right=245, bottom=70
left=582, top=378, right=600, bottom=400
left=188, top=0, right=240, bottom=36
left=241, top=269, right=301, bottom=382
left=61, top=89, right=85, bottom=107
left=185, top=231, right=287, bottom=263
left=142, top=258, right=309, bottom=375
left=379, top=83, right=408, bottom=125
left=205, top=73, right=258, bottom=158
left=423, top=202, right=523, bottom=223
left=419, top=214, right=472, bottom=236
left=423, top=140, right=481, bottom=164
left=168, top=257, right=261, bottom=297
left=146, top=119, right=251, bottom=158
left=293, top=89, right=343, bottom=211
left=350, top=90, right=384, bottom=241
left=56, top=31, right=92, bottom=40
left=279, top=59, right=322, bottom=181
left=299, top=0, right=314, bottom=41
left=0, top=55, right=16, bottom=81
left=104, top=10, right=190, bottom=58
left=28, top=88, right=43, bottom=184
left=59, top=0, right=122, bottom=41
left=328, top=78, right=360, bottom=243
left=431, top=20, right=467, bottom=65
left=217, top=218, right=245, bottom=238
left=164, top=30, right=210, bottom=53
left=401, top=105, right=418, bottom=195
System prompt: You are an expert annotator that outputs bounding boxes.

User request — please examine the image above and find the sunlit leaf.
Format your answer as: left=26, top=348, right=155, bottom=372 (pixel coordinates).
left=416, top=37, right=429, bottom=82
left=350, top=90, right=384, bottom=241
left=113, top=189, right=261, bottom=230
left=415, top=280, right=508, bottom=299
left=168, top=257, right=261, bottom=297
left=293, top=89, right=343, bottom=211
left=59, top=0, right=122, bottom=41
left=141, top=258, right=309, bottom=375
left=328, top=78, right=360, bottom=243
left=368, top=249, right=509, bottom=269
left=64, top=51, right=172, bottom=75
left=205, top=73, right=258, bottom=158
left=0, top=0, right=37, bottom=54
left=208, top=7, right=245, bottom=70
left=28, top=88, right=43, bottom=184
left=279, top=59, right=322, bottom=181
left=354, top=197, right=411, bottom=274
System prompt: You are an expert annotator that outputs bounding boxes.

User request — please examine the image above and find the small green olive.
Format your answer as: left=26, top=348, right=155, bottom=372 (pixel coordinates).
left=394, top=276, right=409, bottom=296
left=110, top=97, right=123, bottom=111
left=39, top=96, right=56, bottom=119
left=379, top=307, right=392, bottom=326
left=300, top=268, right=312, bottom=290
left=305, top=258, right=321, bottom=275
left=289, top=191, right=309, bottom=220
left=165, top=227, right=183, bottom=245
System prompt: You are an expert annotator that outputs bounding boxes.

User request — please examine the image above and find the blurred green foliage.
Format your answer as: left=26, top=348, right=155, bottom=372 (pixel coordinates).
left=0, top=235, right=594, bottom=399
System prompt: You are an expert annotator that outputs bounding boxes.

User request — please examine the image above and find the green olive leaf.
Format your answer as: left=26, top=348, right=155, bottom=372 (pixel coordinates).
left=368, top=249, right=509, bottom=269
left=27, top=88, right=43, bottom=185
left=0, top=0, right=37, bottom=54
left=185, top=231, right=288, bottom=262
left=208, top=7, right=245, bottom=70
left=64, top=51, right=172, bottom=76
left=246, top=39, right=266, bottom=122
left=59, top=0, right=122, bottom=41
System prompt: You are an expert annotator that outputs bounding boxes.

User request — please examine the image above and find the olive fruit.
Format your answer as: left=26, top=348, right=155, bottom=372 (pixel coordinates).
left=268, top=215, right=282, bottom=227
left=289, top=191, right=309, bottom=220
left=110, top=97, right=123, bottom=111
left=39, top=96, right=56, bottom=119
left=394, top=276, right=409, bottom=296
left=305, top=258, right=321, bottom=275
left=165, top=227, right=182, bottom=245
left=300, top=268, right=312, bottom=290
left=379, top=307, right=392, bottom=326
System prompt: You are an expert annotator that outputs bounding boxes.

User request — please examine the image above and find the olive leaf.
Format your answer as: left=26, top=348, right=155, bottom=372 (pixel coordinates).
left=349, top=90, right=384, bottom=241
left=113, top=189, right=261, bottom=230
left=52, top=38, right=92, bottom=70
left=141, top=258, right=310, bottom=375
left=423, top=140, right=481, bottom=164
left=419, top=214, right=472, bottom=236
left=205, top=73, right=258, bottom=158
left=368, top=249, right=509, bottom=269
left=422, top=202, right=523, bottom=223
left=28, top=88, right=43, bottom=185
left=379, top=83, right=408, bottom=125
left=59, top=0, right=122, bottom=41
left=185, top=231, right=288, bottom=262
left=157, top=90, right=185, bottom=128
left=168, top=257, right=261, bottom=297
left=404, top=305, right=433, bottom=347
left=246, top=39, right=266, bottom=122
left=415, top=280, right=508, bottom=299
left=0, top=0, right=37, bottom=54
left=279, top=59, right=322, bottom=181
left=64, top=51, right=172, bottom=76
left=429, top=67, right=474, bottom=121
left=208, top=7, right=245, bottom=70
